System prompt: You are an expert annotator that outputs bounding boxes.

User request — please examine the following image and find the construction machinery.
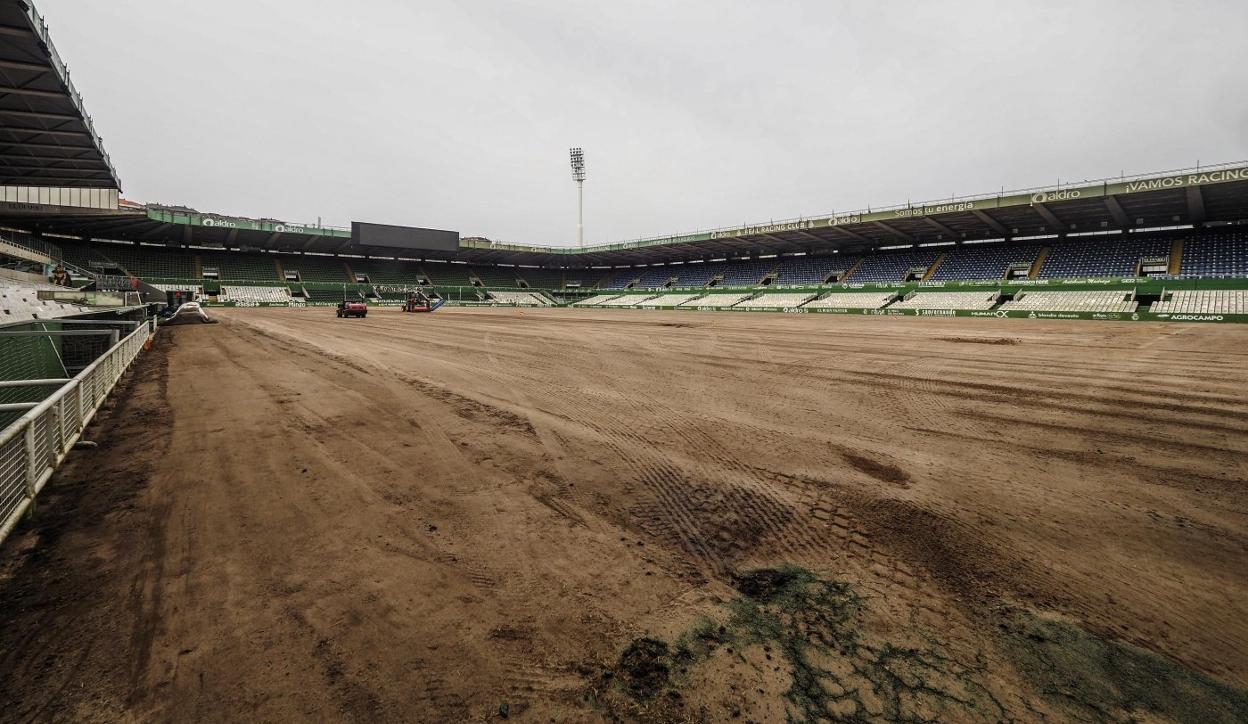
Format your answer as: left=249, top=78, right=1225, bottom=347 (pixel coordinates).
left=336, top=300, right=368, bottom=318
left=403, top=292, right=445, bottom=313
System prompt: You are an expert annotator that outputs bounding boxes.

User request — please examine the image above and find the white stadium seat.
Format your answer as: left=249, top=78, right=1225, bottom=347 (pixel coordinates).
left=0, top=280, right=91, bottom=322
left=1150, top=289, right=1246, bottom=315
left=220, top=286, right=291, bottom=304
left=573, top=294, right=621, bottom=306
left=685, top=292, right=753, bottom=307
left=636, top=293, right=705, bottom=307
left=803, top=292, right=897, bottom=309
left=1000, top=291, right=1137, bottom=313
left=488, top=290, right=551, bottom=306
left=599, top=294, right=659, bottom=306
left=737, top=292, right=817, bottom=308
left=889, top=291, right=998, bottom=310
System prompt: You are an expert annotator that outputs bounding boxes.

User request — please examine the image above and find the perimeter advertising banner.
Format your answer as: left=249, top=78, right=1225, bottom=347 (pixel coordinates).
left=146, top=209, right=350, bottom=238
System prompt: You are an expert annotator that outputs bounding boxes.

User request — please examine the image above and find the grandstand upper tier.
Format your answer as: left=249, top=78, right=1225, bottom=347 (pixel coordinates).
left=1, top=164, right=1247, bottom=273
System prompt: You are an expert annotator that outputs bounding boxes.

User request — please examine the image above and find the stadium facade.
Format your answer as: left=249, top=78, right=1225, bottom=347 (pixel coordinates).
left=0, top=0, right=1245, bottom=327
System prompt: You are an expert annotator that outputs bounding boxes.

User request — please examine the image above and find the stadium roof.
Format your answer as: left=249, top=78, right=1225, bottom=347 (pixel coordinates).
left=2, top=163, right=1248, bottom=268
left=0, top=0, right=119, bottom=189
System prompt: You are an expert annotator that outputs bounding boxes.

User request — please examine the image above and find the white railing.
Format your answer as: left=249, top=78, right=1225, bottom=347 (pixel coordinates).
left=0, top=319, right=156, bottom=546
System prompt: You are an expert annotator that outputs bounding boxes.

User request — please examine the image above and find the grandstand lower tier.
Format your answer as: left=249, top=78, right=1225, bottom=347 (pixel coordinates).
left=42, top=227, right=1248, bottom=295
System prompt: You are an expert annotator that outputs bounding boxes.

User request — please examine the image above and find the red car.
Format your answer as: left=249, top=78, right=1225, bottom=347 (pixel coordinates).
left=336, top=300, right=367, bottom=318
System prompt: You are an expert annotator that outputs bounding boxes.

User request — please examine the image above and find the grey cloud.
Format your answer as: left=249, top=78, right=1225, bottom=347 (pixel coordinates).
left=43, top=0, right=1248, bottom=246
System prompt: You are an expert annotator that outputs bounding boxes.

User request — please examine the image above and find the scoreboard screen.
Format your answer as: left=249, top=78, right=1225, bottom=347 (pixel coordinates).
left=351, top=222, right=459, bottom=252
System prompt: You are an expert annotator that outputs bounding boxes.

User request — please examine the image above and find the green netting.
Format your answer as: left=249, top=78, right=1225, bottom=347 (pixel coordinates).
left=0, top=323, right=67, bottom=429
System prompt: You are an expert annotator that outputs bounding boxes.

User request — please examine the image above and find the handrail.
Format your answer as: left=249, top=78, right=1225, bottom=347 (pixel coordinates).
left=0, top=232, right=61, bottom=261
left=0, top=232, right=100, bottom=282
left=0, top=319, right=155, bottom=547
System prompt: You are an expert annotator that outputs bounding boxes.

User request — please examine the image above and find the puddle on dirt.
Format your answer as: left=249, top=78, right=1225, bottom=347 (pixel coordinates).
left=599, top=566, right=1248, bottom=723
left=1002, top=609, right=1248, bottom=723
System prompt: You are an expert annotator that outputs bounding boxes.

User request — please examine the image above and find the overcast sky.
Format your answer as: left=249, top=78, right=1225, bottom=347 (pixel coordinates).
left=42, top=0, right=1248, bottom=246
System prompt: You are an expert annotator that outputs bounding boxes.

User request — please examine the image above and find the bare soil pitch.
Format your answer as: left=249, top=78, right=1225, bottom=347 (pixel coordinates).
left=2, top=307, right=1246, bottom=722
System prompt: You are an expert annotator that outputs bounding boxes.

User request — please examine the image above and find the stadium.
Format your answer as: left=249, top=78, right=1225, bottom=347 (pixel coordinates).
left=1, top=1, right=1247, bottom=722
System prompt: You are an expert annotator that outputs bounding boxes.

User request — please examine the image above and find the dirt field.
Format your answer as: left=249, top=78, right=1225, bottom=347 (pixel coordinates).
left=2, top=306, right=1247, bottom=722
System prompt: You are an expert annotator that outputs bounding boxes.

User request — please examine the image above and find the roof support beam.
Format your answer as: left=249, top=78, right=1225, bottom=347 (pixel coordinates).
left=0, top=59, right=50, bottom=73
left=0, top=108, right=80, bottom=122
left=0, top=153, right=106, bottom=166
left=755, top=233, right=790, bottom=252
left=226, top=228, right=239, bottom=246
left=828, top=225, right=875, bottom=245
left=1031, top=203, right=1068, bottom=234
left=1185, top=186, right=1207, bottom=225
left=68, top=218, right=152, bottom=236
left=922, top=216, right=962, bottom=240
left=0, top=126, right=89, bottom=138
left=0, top=175, right=110, bottom=184
left=1102, top=195, right=1131, bottom=228
left=871, top=220, right=915, bottom=243
left=699, top=238, right=741, bottom=255
left=0, top=164, right=107, bottom=174
left=971, top=209, right=1010, bottom=236
left=139, top=222, right=173, bottom=241
left=0, top=86, right=68, bottom=100
left=0, top=24, right=34, bottom=38
left=0, top=140, right=95, bottom=153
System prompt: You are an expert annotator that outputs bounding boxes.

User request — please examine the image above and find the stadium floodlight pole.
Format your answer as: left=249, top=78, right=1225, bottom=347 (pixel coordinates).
left=570, top=147, right=586, bottom=248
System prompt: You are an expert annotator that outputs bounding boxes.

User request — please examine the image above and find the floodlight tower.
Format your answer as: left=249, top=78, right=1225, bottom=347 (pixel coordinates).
left=570, top=147, right=586, bottom=247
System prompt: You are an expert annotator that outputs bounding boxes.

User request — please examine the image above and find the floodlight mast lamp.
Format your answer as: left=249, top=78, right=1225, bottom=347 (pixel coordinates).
left=570, top=147, right=586, bottom=247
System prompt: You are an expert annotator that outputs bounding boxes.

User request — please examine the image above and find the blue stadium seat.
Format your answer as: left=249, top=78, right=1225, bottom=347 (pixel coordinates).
left=773, top=255, right=861, bottom=285
left=720, top=259, right=776, bottom=286
left=930, top=243, right=1041, bottom=281
left=1037, top=237, right=1171, bottom=279
left=1177, top=232, right=1248, bottom=278
left=848, top=250, right=940, bottom=283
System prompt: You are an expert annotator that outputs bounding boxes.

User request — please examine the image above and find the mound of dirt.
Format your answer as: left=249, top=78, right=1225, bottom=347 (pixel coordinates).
left=939, top=336, right=1021, bottom=345
left=842, top=452, right=911, bottom=486
left=731, top=567, right=801, bottom=602
left=616, top=638, right=671, bottom=700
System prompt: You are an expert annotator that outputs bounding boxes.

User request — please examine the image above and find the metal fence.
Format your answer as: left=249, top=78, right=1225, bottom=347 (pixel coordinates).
left=0, top=319, right=156, bottom=546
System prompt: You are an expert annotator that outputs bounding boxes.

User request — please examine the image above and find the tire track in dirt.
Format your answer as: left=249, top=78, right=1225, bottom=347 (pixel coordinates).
left=12, top=306, right=1241, bottom=720
left=620, top=385, right=842, bottom=566
left=216, top=318, right=562, bottom=627
left=431, top=340, right=732, bottom=583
